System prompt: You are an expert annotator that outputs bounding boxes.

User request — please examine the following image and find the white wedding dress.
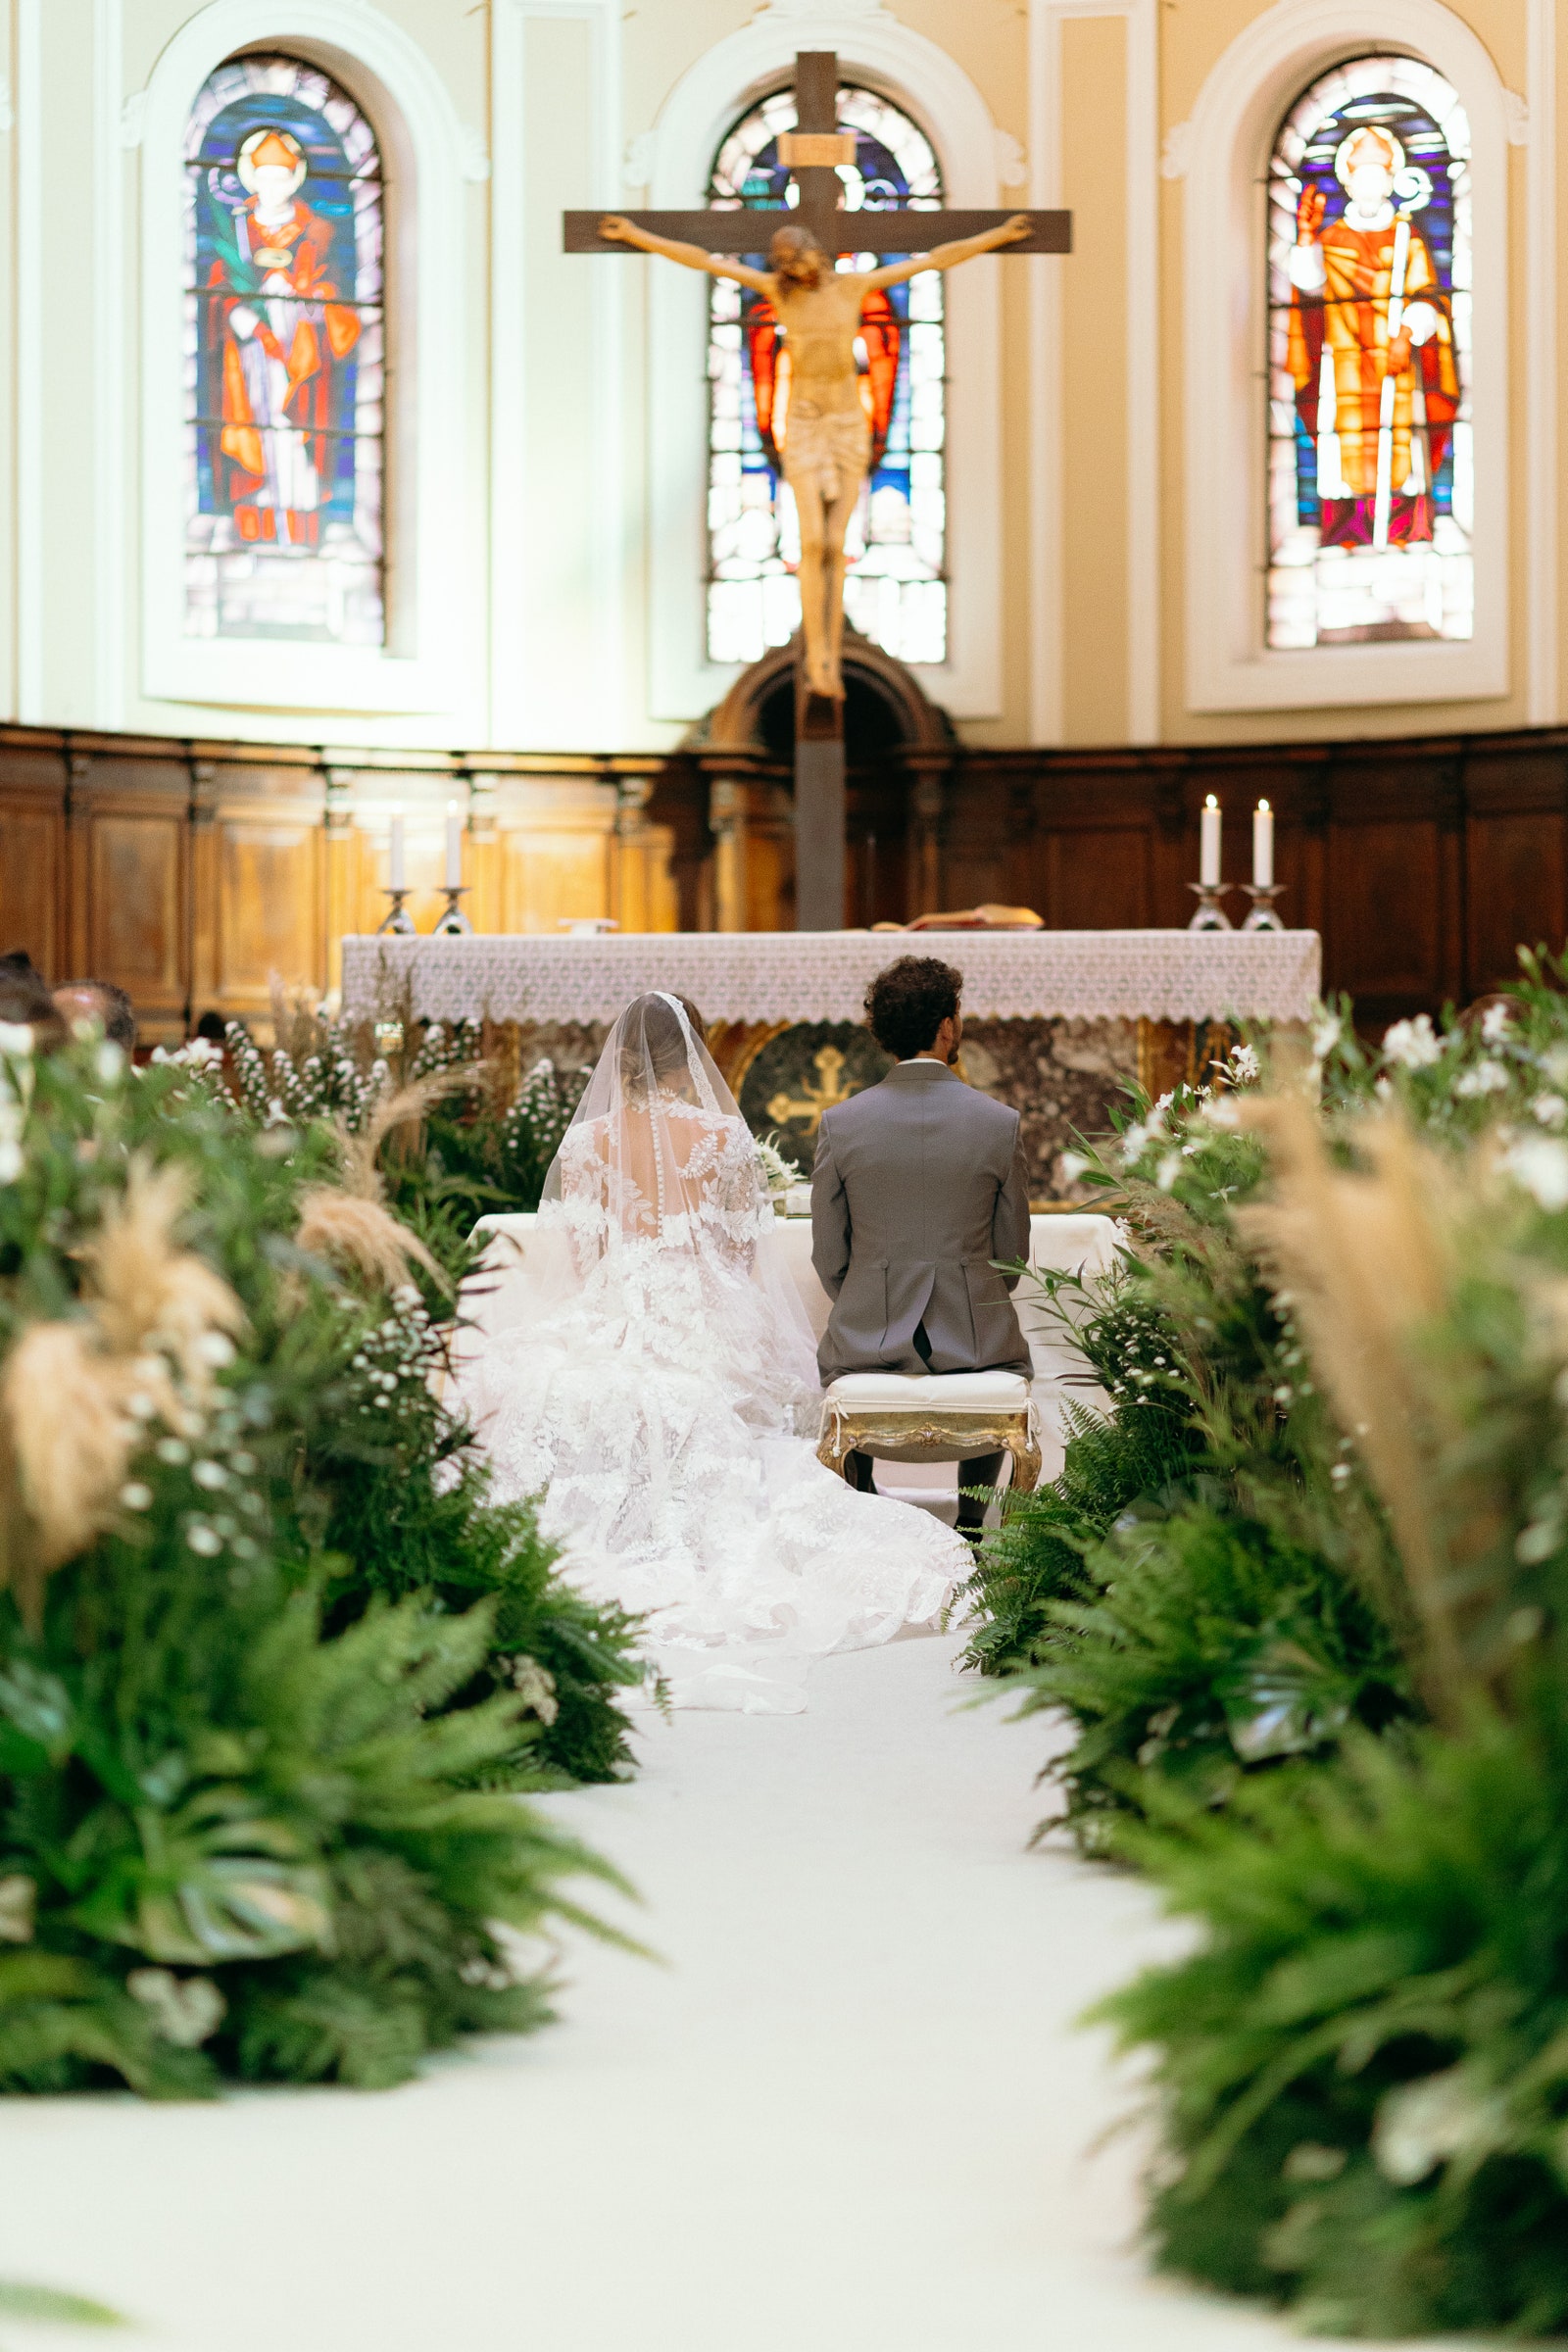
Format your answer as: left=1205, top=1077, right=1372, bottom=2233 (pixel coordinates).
left=453, top=993, right=969, bottom=1712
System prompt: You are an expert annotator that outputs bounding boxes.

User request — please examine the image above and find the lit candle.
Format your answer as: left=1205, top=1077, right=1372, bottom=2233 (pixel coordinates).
left=445, top=800, right=464, bottom=891
left=1200, top=795, right=1221, bottom=888
left=388, top=812, right=406, bottom=892
left=1252, top=798, right=1274, bottom=889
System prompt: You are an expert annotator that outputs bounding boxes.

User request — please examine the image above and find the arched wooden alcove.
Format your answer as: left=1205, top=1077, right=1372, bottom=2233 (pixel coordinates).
left=688, top=629, right=956, bottom=931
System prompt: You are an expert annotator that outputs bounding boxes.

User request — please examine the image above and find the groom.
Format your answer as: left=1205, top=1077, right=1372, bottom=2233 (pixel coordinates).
left=810, top=956, right=1032, bottom=1539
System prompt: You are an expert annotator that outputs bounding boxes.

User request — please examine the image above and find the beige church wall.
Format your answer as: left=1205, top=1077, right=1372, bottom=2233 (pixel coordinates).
left=1, top=0, right=1564, bottom=778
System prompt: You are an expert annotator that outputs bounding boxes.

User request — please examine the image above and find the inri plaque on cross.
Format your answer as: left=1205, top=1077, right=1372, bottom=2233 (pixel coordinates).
left=566, top=52, right=1071, bottom=931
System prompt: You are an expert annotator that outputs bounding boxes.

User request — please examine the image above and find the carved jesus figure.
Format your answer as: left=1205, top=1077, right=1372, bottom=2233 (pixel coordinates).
left=600, top=212, right=1033, bottom=700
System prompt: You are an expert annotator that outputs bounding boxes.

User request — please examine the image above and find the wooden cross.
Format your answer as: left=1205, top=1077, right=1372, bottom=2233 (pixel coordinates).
left=564, top=50, right=1070, bottom=258
left=564, top=52, right=1071, bottom=932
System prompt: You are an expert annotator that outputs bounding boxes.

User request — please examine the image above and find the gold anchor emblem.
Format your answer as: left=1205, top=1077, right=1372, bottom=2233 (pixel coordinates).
left=765, top=1045, right=862, bottom=1136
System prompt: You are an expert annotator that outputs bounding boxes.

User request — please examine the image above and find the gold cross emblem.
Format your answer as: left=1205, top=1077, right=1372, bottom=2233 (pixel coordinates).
left=765, top=1045, right=861, bottom=1135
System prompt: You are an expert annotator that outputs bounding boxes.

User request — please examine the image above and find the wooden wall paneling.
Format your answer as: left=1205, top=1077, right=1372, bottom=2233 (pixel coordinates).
left=497, top=776, right=618, bottom=934
left=73, top=753, right=192, bottom=1043
left=207, top=761, right=326, bottom=1019
left=1326, top=812, right=1445, bottom=1019
left=1463, top=747, right=1568, bottom=993
left=466, top=773, right=505, bottom=937
left=743, top=784, right=795, bottom=933
left=0, top=745, right=67, bottom=976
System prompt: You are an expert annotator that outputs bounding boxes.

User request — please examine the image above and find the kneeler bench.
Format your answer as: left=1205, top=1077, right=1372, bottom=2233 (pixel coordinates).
left=816, top=1369, right=1042, bottom=1498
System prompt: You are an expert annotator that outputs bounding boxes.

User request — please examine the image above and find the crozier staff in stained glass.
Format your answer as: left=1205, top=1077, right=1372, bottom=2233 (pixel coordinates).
left=185, top=56, right=385, bottom=646
left=1266, top=56, right=1473, bottom=649
left=598, top=210, right=1032, bottom=701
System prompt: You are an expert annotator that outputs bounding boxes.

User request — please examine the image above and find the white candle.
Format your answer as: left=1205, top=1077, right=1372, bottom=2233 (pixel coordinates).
left=1252, top=798, right=1274, bottom=889
left=1200, top=795, right=1221, bottom=888
left=445, top=800, right=464, bottom=890
left=388, top=812, right=406, bottom=891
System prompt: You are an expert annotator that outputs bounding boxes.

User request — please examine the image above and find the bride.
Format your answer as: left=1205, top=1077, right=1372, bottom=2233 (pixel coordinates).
left=453, top=992, right=970, bottom=1712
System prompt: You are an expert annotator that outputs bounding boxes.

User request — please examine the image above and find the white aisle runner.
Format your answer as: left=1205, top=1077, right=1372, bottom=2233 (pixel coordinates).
left=0, top=1636, right=1475, bottom=2351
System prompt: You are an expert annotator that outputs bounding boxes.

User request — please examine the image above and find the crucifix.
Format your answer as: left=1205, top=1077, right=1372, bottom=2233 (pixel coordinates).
left=565, top=51, right=1070, bottom=929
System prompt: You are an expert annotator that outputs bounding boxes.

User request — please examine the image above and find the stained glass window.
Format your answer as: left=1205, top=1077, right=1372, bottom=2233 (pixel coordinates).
left=1266, top=56, right=1472, bottom=648
left=183, top=55, right=384, bottom=646
left=706, top=84, right=947, bottom=669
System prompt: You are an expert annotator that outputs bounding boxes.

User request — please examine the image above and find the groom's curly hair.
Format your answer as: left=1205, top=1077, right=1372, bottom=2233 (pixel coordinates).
left=864, top=956, right=962, bottom=1061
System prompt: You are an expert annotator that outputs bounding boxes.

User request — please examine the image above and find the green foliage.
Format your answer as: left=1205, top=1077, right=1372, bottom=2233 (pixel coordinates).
left=1096, top=1696, right=1568, bottom=2336
left=1017, top=1501, right=1404, bottom=1850
left=0, top=2280, right=124, bottom=2325
left=0, top=1033, right=641, bottom=2095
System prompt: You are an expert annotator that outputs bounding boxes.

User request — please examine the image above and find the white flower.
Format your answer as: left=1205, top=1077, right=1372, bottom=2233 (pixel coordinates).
left=197, top=1332, right=235, bottom=1368
left=1381, top=1014, right=1443, bottom=1069
left=185, top=1523, right=222, bottom=1557
left=1229, top=1043, right=1260, bottom=1084
left=1311, top=1011, right=1342, bottom=1061
left=1372, top=2067, right=1501, bottom=2187
left=1502, top=1134, right=1568, bottom=1210
left=1531, top=1093, right=1567, bottom=1129
left=191, top=1461, right=227, bottom=1492
left=1480, top=1001, right=1512, bottom=1042
left=1201, top=1094, right=1241, bottom=1130
left=1119, top=1120, right=1152, bottom=1164
left=94, top=1041, right=124, bottom=1082
left=118, top=1483, right=153, bottom=1512
left=1155, top=1152, right=1183, bottom=1192
left=1454, top=1059, right=1508, bottom=1098
left=0, top=1141, right=22, bottom=1185
left=0, top=1875, right=35, bottom=1944
left=126, top=1969, right=226, bottom=2048
left=0, top=1022, right=33, bottom=1058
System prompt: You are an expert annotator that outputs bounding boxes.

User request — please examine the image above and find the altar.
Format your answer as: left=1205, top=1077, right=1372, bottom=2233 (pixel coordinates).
left=339, top=929, right=1321, bottom=1196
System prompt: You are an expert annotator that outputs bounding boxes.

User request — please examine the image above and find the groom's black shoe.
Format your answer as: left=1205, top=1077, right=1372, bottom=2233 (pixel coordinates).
left=846, top=1449, right=879, bottom=1494
left=956, top=1451, right=1005, bottom=1545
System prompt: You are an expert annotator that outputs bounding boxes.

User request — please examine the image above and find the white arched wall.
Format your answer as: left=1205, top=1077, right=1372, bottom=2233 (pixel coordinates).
left=1172, top=0, right=1512, bottom=714
left=645, top=8, right=1004, bottom=724
left=136, top=0, right=474, bottom=717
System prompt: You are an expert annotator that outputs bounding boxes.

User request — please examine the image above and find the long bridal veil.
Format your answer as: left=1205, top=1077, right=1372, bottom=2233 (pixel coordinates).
left=468, top=992, right=820, bottom=1410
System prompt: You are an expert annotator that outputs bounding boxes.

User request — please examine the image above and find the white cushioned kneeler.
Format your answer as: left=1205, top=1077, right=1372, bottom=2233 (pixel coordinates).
left=822, top=1371, right=1031, bottom=1410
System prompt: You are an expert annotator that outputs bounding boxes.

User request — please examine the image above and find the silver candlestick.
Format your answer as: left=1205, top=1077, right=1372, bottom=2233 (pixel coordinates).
left=1187, top=881, right=1235, bottom=932
left=375, top=890, right=416, bottom=936
left=1241, top=883, right=1286, bottom=932
left=432, top=886, right=473, bottom=937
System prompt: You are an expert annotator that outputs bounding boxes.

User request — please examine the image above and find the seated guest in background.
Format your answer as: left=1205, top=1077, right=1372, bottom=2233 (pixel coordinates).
left=0, top=952, right=67, bottom=1051
left=53, top=978, right=136, bottom=1053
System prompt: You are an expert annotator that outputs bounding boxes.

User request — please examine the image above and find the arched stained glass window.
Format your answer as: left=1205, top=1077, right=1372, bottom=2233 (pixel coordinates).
left=1266, top=55, right=1472, bottom=648
left=706, top=84, right=947, bottom=669
left=183, top=54, right=385, bottom=645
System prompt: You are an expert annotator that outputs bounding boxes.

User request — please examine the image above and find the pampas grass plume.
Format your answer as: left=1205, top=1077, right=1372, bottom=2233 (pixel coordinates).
left=3, top=1323, right=135, bottom=1579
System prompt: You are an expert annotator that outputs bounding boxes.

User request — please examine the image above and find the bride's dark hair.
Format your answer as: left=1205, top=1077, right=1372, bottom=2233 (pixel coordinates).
left=618, top=992, right=709, bottom=1096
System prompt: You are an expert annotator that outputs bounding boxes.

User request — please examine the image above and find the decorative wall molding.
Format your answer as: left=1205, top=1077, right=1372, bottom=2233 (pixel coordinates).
left=94, top=0, right=126, bottom=731
left=1180, top=0, right=1511, bottom=714
left=1502, top=87, right=1529, bottom=144
left=994, top=127, right=1027, bottom=186
left=1028, top=0, right=1159, bottom=744
left=644, top=12, right=1005, bottom=724
left=135, top=0, right=471, bottom=716
left=14, top=0, right=42, bottom=721
left=491, top=0, right=624, bottom=749
left=1525, top=0, right=1557, bottom=722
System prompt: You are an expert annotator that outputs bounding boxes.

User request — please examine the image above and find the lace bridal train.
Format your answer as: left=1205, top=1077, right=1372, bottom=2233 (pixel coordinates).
left=453, top=993, right=969, bottom=1712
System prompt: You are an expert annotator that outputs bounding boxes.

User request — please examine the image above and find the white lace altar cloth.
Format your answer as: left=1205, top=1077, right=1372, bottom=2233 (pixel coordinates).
left=339, top=929, right=1322, bottom=1028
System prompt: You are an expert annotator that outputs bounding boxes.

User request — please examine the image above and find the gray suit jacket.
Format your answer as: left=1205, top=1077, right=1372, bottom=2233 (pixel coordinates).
left=810, top=1060, right=1032, bottom=1382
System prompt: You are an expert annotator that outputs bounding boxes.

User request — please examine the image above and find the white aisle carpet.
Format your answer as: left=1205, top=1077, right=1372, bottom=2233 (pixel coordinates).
left=0, top=1632, right=1480, bottom=2352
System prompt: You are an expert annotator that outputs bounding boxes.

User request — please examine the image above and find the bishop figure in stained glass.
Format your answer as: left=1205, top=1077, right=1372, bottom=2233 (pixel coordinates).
left=205, top=126, right=362, bottom=547
left=184, top=55, right=384, bottom=647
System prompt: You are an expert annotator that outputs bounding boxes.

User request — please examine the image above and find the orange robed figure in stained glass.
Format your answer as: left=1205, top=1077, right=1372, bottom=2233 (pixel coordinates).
left=205, top=126, right=362, bottom=549
left=1286, top=122, right=1459, bottom=551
